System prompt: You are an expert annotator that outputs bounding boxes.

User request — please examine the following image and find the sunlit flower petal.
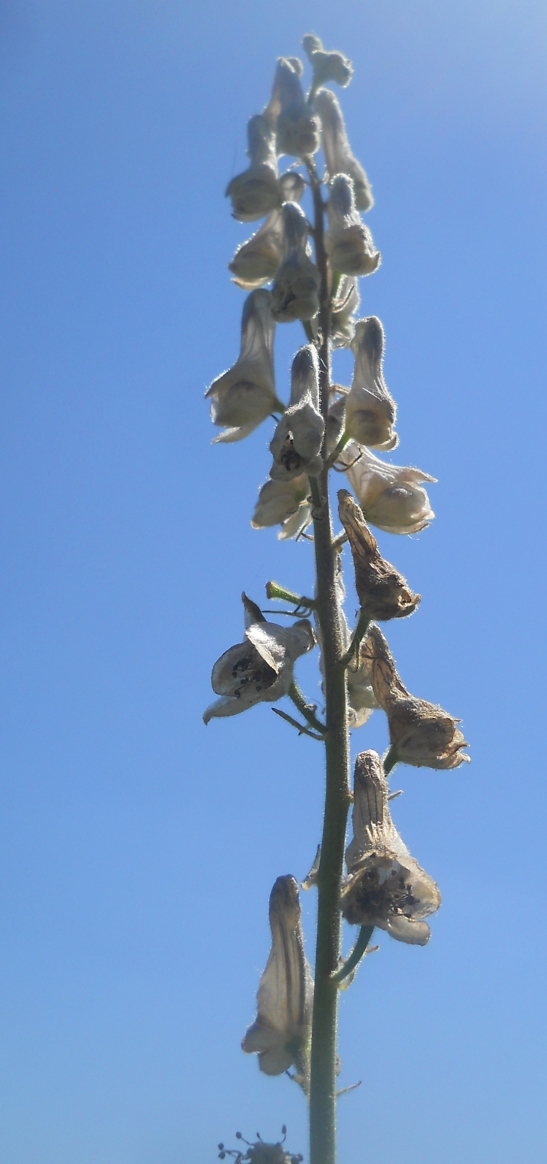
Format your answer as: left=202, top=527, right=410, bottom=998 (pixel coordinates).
left=315, top=88, right=373, bottom=211
left=226, top=114, right=281, bottom=222
left=206, top=291, right=280, bottom=443
left=228, top=173, right=307, bottom=291
left=266, top=58, right=320, bottom=158
left=345, top=317, right=398, bottom=450
left=270, top=345, right=324, bottom=480
left=242, top=875, right=313, bottom=1075
left=340, top=441, right=436, bottom=534
left=325, top=175, right=380, bottom=276
left=271, top=203, right=320, bottom=322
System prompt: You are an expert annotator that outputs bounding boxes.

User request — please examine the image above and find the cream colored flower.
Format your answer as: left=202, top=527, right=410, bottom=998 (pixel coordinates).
left=242, top=875, right=313, bottom=1075
left=302, top=35, right=353, bottom=89
left=325, top=174, right=380, bottom=276
left=226, top=114, right=281, bottom=222
left=362, top=626, right=471, bottom=769
left=206, top=290, right=280, bottom=443
left=271, top=203, right=320, bottom=322
left=338, top=489, right=420, bottom=621
left=266, top=58, right=320, bottom=158
left=270, top=345, right=324, bottom=480
left=315, top=88, right=373, bottom=211
left=340, top=441, right=436, bottom=534
left=341, top=750, right=441, bottom=944
left=331, top=276, right=360, bottom=347
left=228, top=173, right=307, bottom=291
left=203, top=597, right=315, bottom=724
left=345, top=317, right=398, bottom=450
left=251, top=475, right=313, bottom=540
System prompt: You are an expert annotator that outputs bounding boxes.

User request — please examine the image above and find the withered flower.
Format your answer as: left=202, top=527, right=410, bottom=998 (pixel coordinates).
left=338, top=490, right=420, bottom=621
left=340, top=441, right=436, bottom=535
left=345, top=317, right=398, bottom=450
left=266, top=57, right=321, bottom=158
left=270, top=345, right=324, bottom=480
left=362, top=625, right=470, bottom=769
left=315, top=87, right=373, bottom=211
left=325, top=174, right=380, bottom=276
left=271, top=202, right=320, bottom=322
left=226, top=114, right=281, bottom=222
left=206, top=290, right=281, bottom=443
left=242, top=875, right=313, bottom=1075
left=341, top=751, right=441, bottom=944
left=203, top=596, right=315, bottom=724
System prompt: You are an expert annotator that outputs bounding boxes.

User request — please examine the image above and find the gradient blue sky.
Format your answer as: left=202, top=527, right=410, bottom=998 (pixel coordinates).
left=0, top=2, right=546, bottom=1162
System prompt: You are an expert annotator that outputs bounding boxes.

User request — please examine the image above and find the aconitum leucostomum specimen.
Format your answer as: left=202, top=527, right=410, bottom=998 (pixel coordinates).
left=205, top=34, right=469, bottom=1164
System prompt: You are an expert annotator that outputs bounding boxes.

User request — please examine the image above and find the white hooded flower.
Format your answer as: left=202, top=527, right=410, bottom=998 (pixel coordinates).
left=226, top=114, right=281, bottom=222
left=302, top=35, right=353, bottom=90
left=315, top=88, right=373, bottom=211
left=345, top=317, right=398, bottom=450
left=325, top=174, right=380, bottom=276
left=341, top=751, right=441, bottom=944
left=206, top=290, right=281, bottom=443
left=340, top=441, right=436, bottom=534
left=228, top=173, right=307, bottom=291
left=269, top=345, right=324, bottom=480
left=266, top=57, right=320, bottom=158
left=242, top=875, right=313, bottom=1075
left=331, top=276, right=360, bottom=348
left=271, top=203, right=320, bottom=322
left=203, top=596, right=315, bottom=724
left=251, top=475, right=313, bottom=540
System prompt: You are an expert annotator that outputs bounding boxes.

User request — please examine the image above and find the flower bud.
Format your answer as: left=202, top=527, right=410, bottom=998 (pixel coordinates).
left=362, top=626, right=470, bottom=769
left=341, top=750, right=441, bottom=944
left=302, top=36, right=353, bottom=89
left=345, top=317, right=398, bottom=450
left=242, top=875, right=313, bottom=1076
left=270, top=345, right=324, bottom=480
left=338, top=490, right=420, bottom=621
left=340, top=441, right=436, bottom=534
left=271, top=203, right=320, bottom=322
left=266, top=58, right=320, bottom=158
left=251, top=475, right=313, bottom=540
left=325, top=174, right=380, bottom=276
left=315, top=88, right=373, bottom=210
left=331, top=275, right=360, bottom=347
left=228, top=173, right=307, bottom=291
left=203, top=598, right=315, bottom=724
left=206, top=290, right=280, bottom=443
left=226, top=114, right=282, bottom=222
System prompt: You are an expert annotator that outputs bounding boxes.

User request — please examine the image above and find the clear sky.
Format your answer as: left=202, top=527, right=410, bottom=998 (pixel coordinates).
left=0, top=2, right=546, bottom=1162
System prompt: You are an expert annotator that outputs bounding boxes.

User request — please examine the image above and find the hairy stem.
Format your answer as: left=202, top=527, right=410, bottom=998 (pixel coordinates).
left=307, top=161, right=351, bottom=1164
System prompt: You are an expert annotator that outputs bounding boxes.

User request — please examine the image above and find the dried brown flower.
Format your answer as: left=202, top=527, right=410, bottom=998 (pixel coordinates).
left=338, top=490, right=420, bottom=621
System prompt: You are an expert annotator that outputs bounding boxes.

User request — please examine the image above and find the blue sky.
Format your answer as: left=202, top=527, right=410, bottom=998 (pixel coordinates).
left=0, top=2, right=546, bottom=1161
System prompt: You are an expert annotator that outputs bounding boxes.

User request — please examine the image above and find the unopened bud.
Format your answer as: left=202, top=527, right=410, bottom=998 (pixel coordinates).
left=266, top=58, right=320, bottom=158
left=302, top=35, right=353, bottom=88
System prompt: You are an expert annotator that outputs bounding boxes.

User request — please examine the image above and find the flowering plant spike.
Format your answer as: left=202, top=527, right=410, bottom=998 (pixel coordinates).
left=204, top=35, right=469, bottom=1164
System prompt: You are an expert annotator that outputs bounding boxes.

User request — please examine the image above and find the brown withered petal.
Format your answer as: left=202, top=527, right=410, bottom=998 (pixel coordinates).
left=338, top=490, right=420, bottom=621
left=361, top=626, right=470, bottom=769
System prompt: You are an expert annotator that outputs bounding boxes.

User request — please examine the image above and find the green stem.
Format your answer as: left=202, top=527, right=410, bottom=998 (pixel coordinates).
left=331, top=925, right=375, bottom=986
left=266, top=581, right=315, bottom=610
left=339, top=613, right=370, bottom=668
left=307, top=161, right=351, bottom=1164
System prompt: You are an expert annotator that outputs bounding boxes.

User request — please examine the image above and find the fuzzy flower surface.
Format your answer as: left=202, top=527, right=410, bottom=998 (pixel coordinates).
left=267, top=57, right=320, bottom=158
left=226, top=114, right=281, bottom=222
left=331, top=276, right=360, bottom=347
left=302, top=34, right=354, bottom=89
left=315, top=88, right=373, bottom=211
left=270, top=345, right=324, bottom=480
left=228, top=173, right=306, bottom=290
left=362, top=626, right=470, bottom=769
left=251, top=475, right=313, bottom=540
left=271, top=202, right=320, bottom=322
left=340, top=441, right=436, bottom=534
left=203, top=596, right=315, bottom=724
left=206, top=290, right=280, bottom=443
left=345, top=317, right=398, bottom=451
left=341, top=750, right=441, bottom=944
left=242, top=875, right=313, bottom=1075
left=338, top=490, right=420, bottom=620
left=325, top=174, right=380, bottom=276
